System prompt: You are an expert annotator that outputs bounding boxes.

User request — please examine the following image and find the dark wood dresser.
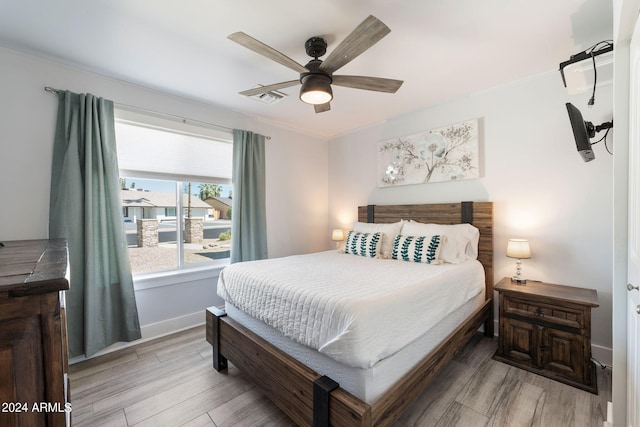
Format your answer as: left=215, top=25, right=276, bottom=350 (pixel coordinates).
left=0, top=239, right=70, bottom=426
left=493, top=277, right=599, bottom=394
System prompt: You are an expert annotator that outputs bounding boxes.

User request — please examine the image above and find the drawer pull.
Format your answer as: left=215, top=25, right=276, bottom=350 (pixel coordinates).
left=535, top=307, right=543, bottom=317
left=628, top=283, right=640, bottom=292
left=636, top=305, right=640, bottom=315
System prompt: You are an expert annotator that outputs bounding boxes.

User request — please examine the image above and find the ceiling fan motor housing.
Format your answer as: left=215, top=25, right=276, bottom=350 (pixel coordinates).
left=300, top=59, right=332, bottom=82
left=305, top=37, right=327, bottom=58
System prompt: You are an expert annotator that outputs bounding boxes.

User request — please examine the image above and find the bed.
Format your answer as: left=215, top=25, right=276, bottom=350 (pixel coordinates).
left=206, top=201, right=493, bottom=426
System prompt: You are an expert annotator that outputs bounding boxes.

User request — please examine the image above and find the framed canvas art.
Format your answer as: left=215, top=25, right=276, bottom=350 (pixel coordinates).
left=378, top=119, right=479, bottom=187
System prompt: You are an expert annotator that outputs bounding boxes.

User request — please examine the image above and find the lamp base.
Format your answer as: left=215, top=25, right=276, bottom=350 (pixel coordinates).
left=511, top=276, right=527, bottom=284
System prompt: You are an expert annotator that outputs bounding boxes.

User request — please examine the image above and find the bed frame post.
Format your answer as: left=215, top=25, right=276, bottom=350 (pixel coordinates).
left=206, top=307, right=228, bottom=372
left=461, top=201, right=493, bottom=337
left=367, top=204, right=375, bottom=223
left=461, top=201, right=473, bottom=224
left=313, top=376, right=339, bottom=427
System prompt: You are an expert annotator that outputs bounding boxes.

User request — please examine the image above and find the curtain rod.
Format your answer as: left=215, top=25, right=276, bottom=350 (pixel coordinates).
left=44, top=86, right=271, bottom=140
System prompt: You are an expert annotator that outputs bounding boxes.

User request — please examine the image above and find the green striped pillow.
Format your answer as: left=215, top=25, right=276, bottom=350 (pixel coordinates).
left=391, top=235, right=444, bottom=264
left=344, top=231, right=382, bottom=258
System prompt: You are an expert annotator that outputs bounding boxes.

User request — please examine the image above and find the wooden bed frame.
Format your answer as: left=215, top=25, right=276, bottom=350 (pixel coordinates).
left=206, top=201, right=493, bottom=426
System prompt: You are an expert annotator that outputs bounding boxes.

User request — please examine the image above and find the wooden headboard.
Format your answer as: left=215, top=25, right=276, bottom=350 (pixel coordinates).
left=357, top=201, right=494, bottom=300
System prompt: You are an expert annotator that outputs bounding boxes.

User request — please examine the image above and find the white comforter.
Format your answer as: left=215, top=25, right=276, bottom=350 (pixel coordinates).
left=217, top=251, right=484, bottom=368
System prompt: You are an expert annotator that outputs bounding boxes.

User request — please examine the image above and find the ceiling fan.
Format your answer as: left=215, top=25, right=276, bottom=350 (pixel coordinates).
left=228, top=15, right=404, bottom=113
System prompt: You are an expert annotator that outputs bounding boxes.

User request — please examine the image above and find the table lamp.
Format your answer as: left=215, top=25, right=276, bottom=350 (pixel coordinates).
left=507, top=239, right=531, bottom=284
left=331, top=229, right=344, bottom=249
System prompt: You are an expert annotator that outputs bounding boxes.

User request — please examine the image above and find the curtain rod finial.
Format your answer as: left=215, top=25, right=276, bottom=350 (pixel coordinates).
left=44, top=86, right=61, bottom=94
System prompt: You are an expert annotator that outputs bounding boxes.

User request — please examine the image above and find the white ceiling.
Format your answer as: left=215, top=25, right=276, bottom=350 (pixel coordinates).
left=0, top=0, right=613, bottom=139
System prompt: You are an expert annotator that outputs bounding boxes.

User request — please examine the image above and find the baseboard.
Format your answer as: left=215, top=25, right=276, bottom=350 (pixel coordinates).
left=140, top=311, right=204, bottom=340
left=603, top=401, right=613, bottom=427
left=69, top=311, right=205, bottom=365
left=591, top=344, right=613, bottom=368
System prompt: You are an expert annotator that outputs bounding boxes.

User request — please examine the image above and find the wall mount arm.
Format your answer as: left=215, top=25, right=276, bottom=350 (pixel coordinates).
left=586, top=120, right=613, bottom=138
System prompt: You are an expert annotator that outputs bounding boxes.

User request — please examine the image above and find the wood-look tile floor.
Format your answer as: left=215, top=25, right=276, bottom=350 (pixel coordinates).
left=69, top=326, right=611, bottom=426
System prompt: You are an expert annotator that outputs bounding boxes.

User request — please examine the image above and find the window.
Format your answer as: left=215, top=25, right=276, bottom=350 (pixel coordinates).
left=115, top=109, right=233, bottom=275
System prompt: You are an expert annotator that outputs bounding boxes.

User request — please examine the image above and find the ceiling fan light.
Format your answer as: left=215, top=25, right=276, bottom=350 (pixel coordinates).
left=301, top=89, right=332, bottom=105
left=300, top=74, right=333, bottom=105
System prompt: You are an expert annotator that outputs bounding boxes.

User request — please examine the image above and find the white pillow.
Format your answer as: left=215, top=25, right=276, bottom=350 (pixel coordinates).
left=353, top=221, right=403, bottom=258
left=400, top=221, right=479, bottom=263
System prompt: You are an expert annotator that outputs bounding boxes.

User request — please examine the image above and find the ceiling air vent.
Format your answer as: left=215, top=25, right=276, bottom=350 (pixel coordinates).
left=247, top=85, right=287, bottom=104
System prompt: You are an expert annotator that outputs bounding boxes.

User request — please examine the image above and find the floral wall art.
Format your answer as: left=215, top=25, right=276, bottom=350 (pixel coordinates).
left=377, top=119, right=480, bottom=187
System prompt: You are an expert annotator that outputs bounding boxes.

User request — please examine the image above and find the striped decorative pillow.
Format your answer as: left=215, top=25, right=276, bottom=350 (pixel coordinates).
left=344, top=231, right=382, bottom=258
left=391, top=235, right=444, bottom=264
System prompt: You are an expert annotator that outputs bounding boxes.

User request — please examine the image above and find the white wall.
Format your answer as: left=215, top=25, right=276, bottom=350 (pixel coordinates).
left=328, top=71, right=614, bottom=360
left=0, top=46, right=328, bottom=342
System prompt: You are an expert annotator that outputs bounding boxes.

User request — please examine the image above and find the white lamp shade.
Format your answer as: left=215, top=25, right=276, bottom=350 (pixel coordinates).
left=506, top=239, right=531, bottom=259
left=331, top=229, right=344, bottom=241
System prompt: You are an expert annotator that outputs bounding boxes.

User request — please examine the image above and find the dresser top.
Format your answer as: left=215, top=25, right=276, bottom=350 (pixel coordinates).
left=0, top=239, right=69, bottom=295
left=494, top=277, right=598, bottom=307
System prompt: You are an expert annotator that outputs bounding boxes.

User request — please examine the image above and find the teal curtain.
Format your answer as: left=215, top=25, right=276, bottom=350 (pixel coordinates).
left=231, top=130, right=267, bottom=263
left=49, top=90, right=141, bottom=357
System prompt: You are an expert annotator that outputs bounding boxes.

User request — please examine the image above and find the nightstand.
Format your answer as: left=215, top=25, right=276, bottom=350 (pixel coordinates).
left=493, top=277, right=599, bottom=394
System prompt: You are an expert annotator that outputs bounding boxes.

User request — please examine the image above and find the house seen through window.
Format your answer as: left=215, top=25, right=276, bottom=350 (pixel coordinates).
left=114, top=109, right=233, bottom=275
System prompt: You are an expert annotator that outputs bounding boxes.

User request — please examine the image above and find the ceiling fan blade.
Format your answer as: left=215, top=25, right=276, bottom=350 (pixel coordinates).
left=229, top=32, right=308, bottom=74
left=332, top=75, right=403, bottom=93
left=314, top=102, right=331, bottom=113
left=320, top=15, right=390, bottom=74
left=239, top=80, right=300, bottom=97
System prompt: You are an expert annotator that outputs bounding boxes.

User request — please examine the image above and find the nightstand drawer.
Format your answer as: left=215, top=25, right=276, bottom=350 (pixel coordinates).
left=503, top=295, right=584, bottom=330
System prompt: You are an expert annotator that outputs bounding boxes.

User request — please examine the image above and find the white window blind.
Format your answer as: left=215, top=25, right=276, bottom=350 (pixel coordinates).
left=114, top=109, right=233, bottom=184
